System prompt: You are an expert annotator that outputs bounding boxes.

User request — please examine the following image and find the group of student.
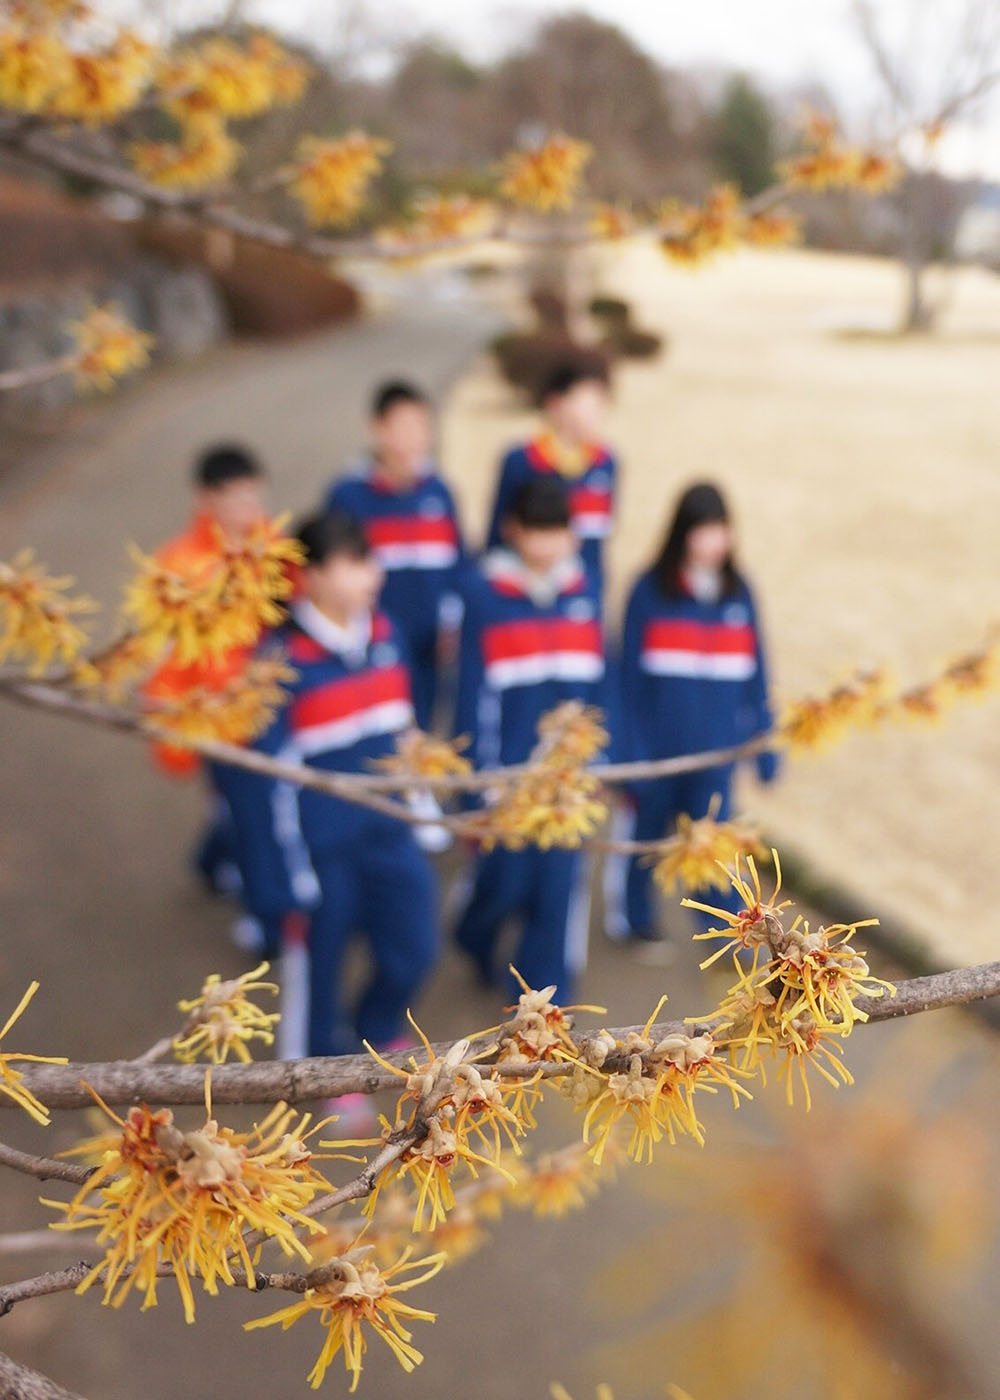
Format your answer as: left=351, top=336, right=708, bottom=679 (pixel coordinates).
left=150, top=362, right=778, bottom=1082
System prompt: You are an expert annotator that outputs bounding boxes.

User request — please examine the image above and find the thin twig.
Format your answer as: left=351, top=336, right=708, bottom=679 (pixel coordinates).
left=0, top=1143, right=93, bottom=1187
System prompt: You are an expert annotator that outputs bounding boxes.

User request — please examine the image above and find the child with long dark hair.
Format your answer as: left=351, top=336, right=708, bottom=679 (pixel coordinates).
left=617, top=482, right=778, bottom=941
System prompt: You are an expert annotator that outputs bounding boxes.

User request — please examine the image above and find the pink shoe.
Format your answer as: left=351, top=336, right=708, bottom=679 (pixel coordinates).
left=321, top=1092, right=377, bottom=1139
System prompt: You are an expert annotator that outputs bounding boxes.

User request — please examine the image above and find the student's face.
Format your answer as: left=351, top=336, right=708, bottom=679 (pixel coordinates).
left=685, top=521, right=732, bottom=571
left=505, top=521, right=576, bottom=575
left=371, top=402, right=433, bottom=475
left=305, top=553, right=383, bottom=619
left=199, top=479, right=266, bottom=539
left=545, top=381, right=609, bottom=444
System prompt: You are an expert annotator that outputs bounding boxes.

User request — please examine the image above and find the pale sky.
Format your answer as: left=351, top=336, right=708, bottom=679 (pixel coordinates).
left=121, top=0, right=1000, bottom=178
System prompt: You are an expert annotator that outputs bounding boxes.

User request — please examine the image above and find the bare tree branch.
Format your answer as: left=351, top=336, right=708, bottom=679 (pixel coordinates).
left=0, top=1144, right=93, bottom=1187
left=0, top=1351, right=87, bottom=1400
left=3, top=959, right=998, bottom=1112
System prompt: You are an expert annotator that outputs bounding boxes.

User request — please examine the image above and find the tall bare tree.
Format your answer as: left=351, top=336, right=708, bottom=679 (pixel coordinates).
left=852, top=0, right=1000, bottom=330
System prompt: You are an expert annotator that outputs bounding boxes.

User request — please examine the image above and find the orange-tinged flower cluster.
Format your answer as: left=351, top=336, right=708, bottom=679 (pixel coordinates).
left=688, top=853, right=895, bottom=1109
left=660, top=184, right=799, bottom=265
left=779, top=668, right=888, bottom=751
left=49, top=31, right=153, bottom=123
left=0, top=981, right=67, bottom=1125
left=47, top=1085, right=335, bottom=1322
left=158, top=33, right=307, bottom=121
left=244, top=1244, right=445, bottom=1392
left=172, top=962, right=280, bottom=1064
left=0, top=549, right=96, bottom=674
left=0, top=11, right=151, bottom=120
left=477, top=702, right=609, bottom=850
left=652, top=800, right=765, bottom=896
left=590, top=203, right=633, bottom=241
left=288, top=132, right=392, bottom=228
left=68, top=304, right=153, bottom=391
left=377, top=196, right=495, bottom=255
left=780, top=109, right=901, bottom=193
left=123, top=517, right=301, bottom=665
left=515, top=1144, right=599, bottom=1217
left=147, top=652, right=296, bottom=745
left=129, top=116, right=242, bottom=189
left=500, top=134, right=592, bottom=212
left=566, top=1003, right=750, bottom=1166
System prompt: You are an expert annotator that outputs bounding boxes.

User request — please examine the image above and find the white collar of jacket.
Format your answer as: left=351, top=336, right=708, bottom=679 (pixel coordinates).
left=292, top=598, right=372, bottom=660
left=681, top=565, right=723, bottom=604
left=482, top=547, right=585, bottom=607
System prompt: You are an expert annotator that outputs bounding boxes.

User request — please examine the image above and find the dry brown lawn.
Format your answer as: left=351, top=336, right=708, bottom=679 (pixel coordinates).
left=442, top=242, right=1000, bottom=967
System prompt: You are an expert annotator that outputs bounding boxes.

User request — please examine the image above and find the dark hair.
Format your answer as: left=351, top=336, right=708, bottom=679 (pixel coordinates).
left=371, top=379, right=429, bottom=419
left=651, top=482, right=742, bottom=598
left=539, top=359, right=610, bottom=404
left=505, top=476, right=572, bottom=530
left=296, top=510, right=370, bottom=567
left=194, top=444, right=263, bottom=489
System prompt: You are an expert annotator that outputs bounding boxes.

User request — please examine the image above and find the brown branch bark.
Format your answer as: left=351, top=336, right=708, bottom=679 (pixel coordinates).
left=0, top=1351, right=87, bottom=1400
left=3, top=960, right=998, bottom=1111
left=0, top=1144, right=92, bottom=1187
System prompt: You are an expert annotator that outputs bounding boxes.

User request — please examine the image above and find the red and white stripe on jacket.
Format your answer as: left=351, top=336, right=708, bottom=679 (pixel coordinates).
left=640, top=618, right=757, bottom=681
left=289, top=665, right=413, bottom=755
left=365, top=515, right=460, bottom=570
left=483, top=616, right=604, bottom=690
left=568, top=482, right=613, bottom=539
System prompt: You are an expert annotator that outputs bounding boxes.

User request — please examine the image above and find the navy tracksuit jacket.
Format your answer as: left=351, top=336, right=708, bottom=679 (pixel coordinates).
left=249, top=600, right=438, bottom=1057
left=453, top=549, right=606, bottom=1000
left=617, top=568, right=777, bottom=935
left=485, top=437, right=617, bottom=596
left=325, top=461, right=464, bottom=729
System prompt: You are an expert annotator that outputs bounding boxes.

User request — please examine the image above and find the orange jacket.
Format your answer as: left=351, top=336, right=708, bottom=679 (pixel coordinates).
left=145, top=513, right=256, bottom=776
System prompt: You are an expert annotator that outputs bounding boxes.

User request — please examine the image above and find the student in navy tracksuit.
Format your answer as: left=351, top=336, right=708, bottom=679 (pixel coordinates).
left=454, top=477, right=606, bottom=1002
left=485, top=361, right=617, bottom=598
left=254, top=511, right=440, bottom=1059
left=325, top=381, right=464, bottom=730
left=618, top=483, right=779, bottom=941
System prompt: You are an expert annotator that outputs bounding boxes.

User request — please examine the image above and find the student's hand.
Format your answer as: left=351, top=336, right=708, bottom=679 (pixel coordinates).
left=436, top=626, right=459, bottom=667
left=756, top=749, right=780, bottom=785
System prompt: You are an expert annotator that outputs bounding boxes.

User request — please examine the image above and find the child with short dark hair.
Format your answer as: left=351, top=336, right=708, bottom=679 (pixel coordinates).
left=486, top=360, right=616, bottom=596
left=617, top=482, right=779, bottom=942
left=254, top=509, right=440, bottom=1060
left=325, top=379, right=464, bottom=729
left=454, top=476, right=606, bottom=1001
left=146, top=443, right=277, bottom=915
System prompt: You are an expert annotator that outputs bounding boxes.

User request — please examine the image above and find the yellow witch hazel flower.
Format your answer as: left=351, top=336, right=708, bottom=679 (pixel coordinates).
left=172, top=961, right=280, bottom=1064
left=69, top=304, right=154, bottom=392
left=0, top=981, right=68, bottom=1126
left=49, top=31, right=153, bottom=123
left=129, top=114, right=242, bottom=190
left=289, top=131, right=392, bottom=228
left=652, top=796, right=765, bottom=896
left=659, top=184, right=744, bottom=265
left=779, top=669, right=888, bottom=751
left=500, top=133, right=592, bottom=212
left=46, top=1079, right=335, bottom=1322
left=478, top=702, right=609, bottom=850
left=353, top=1019, right=531, bottom=1232
left=123, top=516, right=301, bottom=665
left=515, top=1144, right=600, bottom=1218
left=572, top=997, right=751, bottom=1165
left=0, top=21, right=72, bottom=113
left=374, top=727, right=471, bottom=781
left=148, top=653, right=296, bottom=746
left=0, top=549, right=96, bottom=675
left=245, top=1243, right=445, bottom=1392
left=690, top=851, right=895, bottom=1109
